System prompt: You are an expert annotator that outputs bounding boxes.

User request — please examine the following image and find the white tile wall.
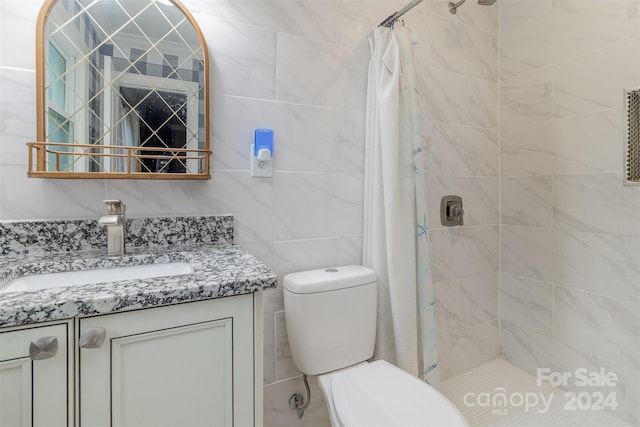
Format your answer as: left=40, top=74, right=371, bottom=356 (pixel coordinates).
left=415, top=1, right=500, bottom=380
left=466, top=178, right=500, bottom=226
left=430, top=16, right=498, bottom=81
left=274, top=172, right=363, bottom=241
left=500, top=273, right=553, bottom=336
left=554, top=173, right=640, bottom=236
left=499, top=11, right=554, bottom=80
left=426, top=0, right=498, bottom=34
left=500, top=68, right=553, bottom=129
left=500, top=0, right=551, bottom=29
left=199, top=14, right=278, bottom=99
left=0, top=0, right=41, bottom=70
left=629, top=237, right=640, bottom=303
left=466, top=272, right=499, bottom=325
left=430, top=226, right=500, bottom=283
left=275, top=311, right=300, bottom=381
left=551, top=1, right=627, bottom=64
left=417, top=65, right=470, bottom=124
left=553, top=39, right=640, bottom=118
left=198, top=0, right=339, bottom=45
left=1, top=164, right=106, bottom=219
left=499, top=1, right=640, bottom=423
left=336, top=1, right=406, bottom=48
left=276, top=34, right=368, bottom=110
left=500, top=120, right=554, bottom=177
left=502, top=226, right=628, bottom=298
left=501, top=176, right=553, bottom=227
left=434, top=279, right=469, bottom=334
left=0, top=68, right=35, bottom=167
left=437, top=319, right=499, bottom=379
left=554, top=286, right=640, bottom=371
left=468, top=78, right=499, bottom=128
left=431, top=123, right=499, bottom=176
left=552, top=109, right=624, bottom=174
left=629, top=1, right=640, bottom=39
left=629, top=367, right=640, bottom=425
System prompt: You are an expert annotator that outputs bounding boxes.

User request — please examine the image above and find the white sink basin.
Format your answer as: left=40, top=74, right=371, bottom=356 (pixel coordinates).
left=1, top=262, right=192, bottom=293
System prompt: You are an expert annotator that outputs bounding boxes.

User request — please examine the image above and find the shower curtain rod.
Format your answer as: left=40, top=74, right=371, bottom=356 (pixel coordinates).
left=378, top=0, right=424, bottom=27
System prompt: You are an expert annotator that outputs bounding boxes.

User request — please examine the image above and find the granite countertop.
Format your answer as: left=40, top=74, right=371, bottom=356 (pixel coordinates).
left=0, top=244, right=277, bottom=328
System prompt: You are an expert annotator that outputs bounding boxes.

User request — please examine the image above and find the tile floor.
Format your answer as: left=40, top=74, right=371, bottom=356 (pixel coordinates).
left=441, top=358, right=632, bottom=427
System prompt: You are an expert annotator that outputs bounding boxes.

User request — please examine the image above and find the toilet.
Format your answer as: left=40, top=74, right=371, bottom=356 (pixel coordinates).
left=283, top=265, right=469, bottom=427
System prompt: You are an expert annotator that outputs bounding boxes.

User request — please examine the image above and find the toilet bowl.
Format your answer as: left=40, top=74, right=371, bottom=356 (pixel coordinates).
left=283, top=266, right=468, bottom=427
left=318, top=360, right=468, bottom=427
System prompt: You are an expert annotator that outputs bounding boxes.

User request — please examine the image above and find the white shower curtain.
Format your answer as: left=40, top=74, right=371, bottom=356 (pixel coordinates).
left=363, top=25, right=440, bottom=387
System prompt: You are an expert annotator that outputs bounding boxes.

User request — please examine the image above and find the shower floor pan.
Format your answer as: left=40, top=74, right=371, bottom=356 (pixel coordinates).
left=441, top=358, right=634, bottom=427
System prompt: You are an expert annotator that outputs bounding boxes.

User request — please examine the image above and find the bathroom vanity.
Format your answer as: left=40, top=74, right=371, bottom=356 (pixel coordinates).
left=0, top=216, right=277, bottom=427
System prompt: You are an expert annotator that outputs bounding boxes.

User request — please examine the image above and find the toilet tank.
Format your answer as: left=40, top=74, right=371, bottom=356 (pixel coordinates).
left=283, top=266, right=377, bottom=375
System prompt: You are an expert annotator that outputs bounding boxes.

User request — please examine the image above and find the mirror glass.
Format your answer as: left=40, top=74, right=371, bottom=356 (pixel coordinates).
left=31, top=0, right=209, bottom=178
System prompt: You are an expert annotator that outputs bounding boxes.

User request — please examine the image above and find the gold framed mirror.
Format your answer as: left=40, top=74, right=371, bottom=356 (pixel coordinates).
left=30, top=0, right=210, bottom=179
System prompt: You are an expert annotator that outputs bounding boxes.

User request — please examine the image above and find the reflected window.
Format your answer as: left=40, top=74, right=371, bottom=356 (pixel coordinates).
left=47, top=43, right=66, bottom=107
left=32, top=0, right=209, bottom=178
left=116, top=87, right=189, bottom=173
left=45, top=40, right=77, bottom=172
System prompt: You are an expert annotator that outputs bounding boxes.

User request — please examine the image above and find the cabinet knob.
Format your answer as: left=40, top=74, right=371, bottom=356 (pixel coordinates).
left=29, top=336, right=59, bottom=360
left=79, top=327, right=106, bottom=349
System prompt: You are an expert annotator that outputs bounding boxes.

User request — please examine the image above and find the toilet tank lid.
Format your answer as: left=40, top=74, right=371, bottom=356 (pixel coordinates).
left=283, top=265, right=376, bottom=294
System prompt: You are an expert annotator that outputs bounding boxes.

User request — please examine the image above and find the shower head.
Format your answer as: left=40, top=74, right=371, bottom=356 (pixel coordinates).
left=449, top=0, right=497, bottom=14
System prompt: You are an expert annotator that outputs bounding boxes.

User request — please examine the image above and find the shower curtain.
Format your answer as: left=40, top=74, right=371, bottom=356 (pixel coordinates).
left=363, top=25, right=440, bottom=387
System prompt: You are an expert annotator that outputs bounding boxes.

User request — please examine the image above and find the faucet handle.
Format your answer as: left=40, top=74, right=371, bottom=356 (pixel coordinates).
left=103, top=199, right=126, bottom=215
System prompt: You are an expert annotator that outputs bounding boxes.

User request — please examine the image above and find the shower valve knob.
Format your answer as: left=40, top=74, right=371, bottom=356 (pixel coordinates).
left=441, top=195, right=464, bottom=226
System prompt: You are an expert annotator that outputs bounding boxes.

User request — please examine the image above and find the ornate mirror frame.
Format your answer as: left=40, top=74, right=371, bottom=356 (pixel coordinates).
left=30, top=0, right=210, bottom=179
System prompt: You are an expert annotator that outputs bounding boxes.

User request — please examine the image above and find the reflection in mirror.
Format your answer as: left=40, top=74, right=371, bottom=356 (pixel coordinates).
left=30, top=0, right=209, bottom=179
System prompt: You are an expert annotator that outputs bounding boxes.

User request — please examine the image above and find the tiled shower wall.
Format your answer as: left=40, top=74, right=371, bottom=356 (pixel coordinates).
left=1, top=0, right=495, bottom=425
left=409, top=2, right=501, bottom=380
left=499, top=0, right=640, bottom=423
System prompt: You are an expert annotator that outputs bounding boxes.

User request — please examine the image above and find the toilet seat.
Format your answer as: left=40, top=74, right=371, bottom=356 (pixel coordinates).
left=320, top=360, right=468, bottom=427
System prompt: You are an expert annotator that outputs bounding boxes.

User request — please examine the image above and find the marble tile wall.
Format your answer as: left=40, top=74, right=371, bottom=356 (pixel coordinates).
left=406, top=0, right=501, bottom=380
left=499, top=0, right=640, bottom=423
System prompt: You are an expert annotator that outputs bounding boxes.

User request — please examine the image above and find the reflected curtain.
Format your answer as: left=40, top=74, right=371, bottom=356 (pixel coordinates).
left=363, top=25, right=440, bottom=387
left=115, top=98, right=139, bottom=173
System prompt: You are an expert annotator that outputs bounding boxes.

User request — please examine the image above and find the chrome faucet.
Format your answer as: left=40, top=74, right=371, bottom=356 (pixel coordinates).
left=99, top=199, right=126, bottom=255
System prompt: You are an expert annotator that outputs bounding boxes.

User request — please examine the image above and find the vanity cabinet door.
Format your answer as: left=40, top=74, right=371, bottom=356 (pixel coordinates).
left=78, top=294, right=255, bottom=427
left=0, top=322, right=72, bottom=427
